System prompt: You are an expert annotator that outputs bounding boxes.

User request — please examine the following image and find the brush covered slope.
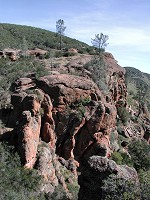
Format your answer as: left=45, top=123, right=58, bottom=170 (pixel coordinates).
left=0, top=23, right=91, bottom=52
left=0, top=23, right=150, bottom=200
left=125, top=66, right=150, bottom=112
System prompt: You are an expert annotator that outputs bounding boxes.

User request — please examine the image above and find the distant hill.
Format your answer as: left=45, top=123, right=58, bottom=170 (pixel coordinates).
left=124, top=66, right=150, bottom=110
left=0, top=23, right=91, bottom=52
left=125, top=67, right=150, bottom=83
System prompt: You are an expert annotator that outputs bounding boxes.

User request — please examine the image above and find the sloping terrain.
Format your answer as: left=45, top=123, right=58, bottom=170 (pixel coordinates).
left=0, top=23, right=91, bottom=52
left=125, top=66, right=150, bottom=111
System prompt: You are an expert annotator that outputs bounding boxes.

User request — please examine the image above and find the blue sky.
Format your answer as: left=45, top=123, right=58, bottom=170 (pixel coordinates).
left=0, top=0, right=150, bottom=73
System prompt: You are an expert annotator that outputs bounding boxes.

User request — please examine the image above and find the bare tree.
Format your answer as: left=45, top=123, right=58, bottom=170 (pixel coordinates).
left=91, top=33, right=109, bottom=55
left=56, top=19, right=66, bottom=50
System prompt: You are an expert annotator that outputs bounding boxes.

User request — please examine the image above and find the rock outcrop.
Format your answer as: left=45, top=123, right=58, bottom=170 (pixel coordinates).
left=11, top=92, right=42, bottom=168
left=0, top=48, right=48, bottom=61
left=35, top=74, right=118, bottom=161
left=1, top=52, right=148, bottom=199
left=0, top=71, right=119, bottom=197
left=27, top=48, right=48, bottom=57
left=8, top=74, right=118, bottom=166
left=0, top=48, right=21, bottom=61
left=78, top=156, right=140, bottom=200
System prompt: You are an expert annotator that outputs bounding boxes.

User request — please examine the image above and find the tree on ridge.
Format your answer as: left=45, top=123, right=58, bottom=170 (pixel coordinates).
left=56, top=19, right=66, bottom=50
left=91, top=33, right=109, bottom=56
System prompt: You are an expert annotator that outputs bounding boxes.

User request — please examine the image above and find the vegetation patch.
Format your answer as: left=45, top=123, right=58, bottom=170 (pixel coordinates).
left=0, top=142, right=45, bottom=200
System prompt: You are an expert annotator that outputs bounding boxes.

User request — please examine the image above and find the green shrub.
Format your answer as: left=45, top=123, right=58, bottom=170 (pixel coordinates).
left=0, top=57, right=48, bottom=108
left=55, top=51, right=63, bottom=58
left=112, top=139, right=150, bottom=171
left=128, top=139, right=150, bottom=171
left=111, top=151, right=123, bottom=165
left=111, top=139, right=150, bottom=199
left=79, top=96, right=91, bottom=106
left=111, top=151, right=133, bottom=167
left=48, top=184, right=69, bottom=200
left=86, top=47, right=95, bottom=55
left=121, top=152, right=133, bottom=166
left=0, top=142, right=44, bottom=200
left=101, top=174, right=140, bottom=200
left=60, top=166, right=79, bottom=200
left=138, top=170, right=150, bottom=200
left=117, top=107, right=130, bottom=125
left=78, top=49, right=85, bottom=54
left=63, top=51, right=76, bottom=57
left=38, top=54, right=45, bottom=59
left=70, top=96, right=91, bottom=120
left=44, top=52, right=51, bottom=59
left=83, top=56, right=108, bottom=92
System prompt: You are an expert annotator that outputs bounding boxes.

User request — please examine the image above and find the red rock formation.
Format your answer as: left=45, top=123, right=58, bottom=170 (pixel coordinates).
left=1, top=50, right=149, bottom=199
left=10, top=91, right=42, bottom=168
left=27, top=48, right=48, bottom=57
left=4, top=47, right=131, bottom=175
left=42, top=122, right=55, bottom=148
left=17, top=111, right=41, bottom=168
left=35, top=74, right=118, bottom=162
left=0, top=48, right=21, bottom=60
left=8, top=72, right=119, bottom=169
left=41, top=94, right=56, bottom=148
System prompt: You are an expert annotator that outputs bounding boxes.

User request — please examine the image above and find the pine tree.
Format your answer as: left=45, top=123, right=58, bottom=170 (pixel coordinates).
left=56, top=19, right=66, bottom=50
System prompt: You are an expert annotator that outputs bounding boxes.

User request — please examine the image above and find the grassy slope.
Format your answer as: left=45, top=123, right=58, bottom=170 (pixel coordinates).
left=0, top=23, right=90, bottom=51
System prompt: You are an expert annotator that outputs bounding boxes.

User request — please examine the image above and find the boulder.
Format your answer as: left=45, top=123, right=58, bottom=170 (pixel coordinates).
left=27, top=48, right=48, bottom=57
left=78, top=156, right=140, bottom=200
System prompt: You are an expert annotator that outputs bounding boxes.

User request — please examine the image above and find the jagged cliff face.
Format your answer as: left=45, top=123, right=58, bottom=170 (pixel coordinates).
left=0, top=52, right=146, bottom=199
left=8, top=73, right=117, bottom=165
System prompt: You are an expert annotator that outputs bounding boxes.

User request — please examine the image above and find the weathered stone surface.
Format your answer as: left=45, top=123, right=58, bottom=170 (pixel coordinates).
left=42, top=122, right=55, bottom=148
left=41, top=93, right=56, bottom=148
left=0, top=48, right=21, bottom=60
left=8, top=74, right=119, bottom=165
left=34, top=74, right=118, bottom=161
left=36, top=74, right=102, bottom=106
left=143, top=121, right=150, bottom=144
left=0, top=48, right=47, bottom=60
left=35, top=142, right=58, bottom=193
left=11, top=77, right=36, bottom=92
left=16, top=111, right=41, bottom=168
left=27, top=48, right=48, bottom=57
left=9, top=91, right=42, bottom=168
left=36, top=142, right=79, bottom=196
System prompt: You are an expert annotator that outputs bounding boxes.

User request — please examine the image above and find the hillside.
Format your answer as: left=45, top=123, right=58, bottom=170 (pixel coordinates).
left=0, top=23, right=91, bottom=52
left=125, top=66, right=150, bottom=111
left=125, top=66, right=150, bottom=86
left=0, top=23, right=150, bottom=200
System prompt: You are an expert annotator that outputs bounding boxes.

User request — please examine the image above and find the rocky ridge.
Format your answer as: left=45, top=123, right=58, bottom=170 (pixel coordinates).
left=0, top=52, right=149, bottom=199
